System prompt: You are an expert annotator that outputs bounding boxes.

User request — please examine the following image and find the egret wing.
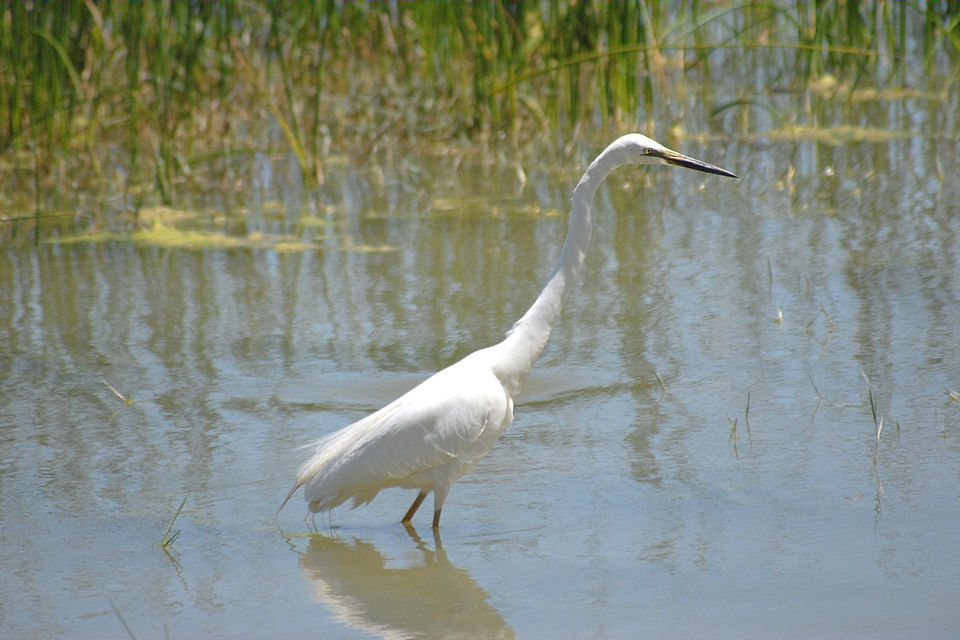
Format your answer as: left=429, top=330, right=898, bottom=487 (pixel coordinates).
left=299, top=358, right=511, bottom=511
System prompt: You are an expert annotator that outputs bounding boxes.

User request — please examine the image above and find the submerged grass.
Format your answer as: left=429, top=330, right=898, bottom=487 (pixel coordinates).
left=101, top=379, right=134, bottom=406
left=2, top=1, right=959, bottom=243
left=728, top=415, right=739, bottom=460
left=109, top=599, right=139, bottom=640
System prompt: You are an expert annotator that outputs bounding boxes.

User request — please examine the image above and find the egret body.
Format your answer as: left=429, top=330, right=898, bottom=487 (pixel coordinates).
left=282, top=134, right=736, bottom=528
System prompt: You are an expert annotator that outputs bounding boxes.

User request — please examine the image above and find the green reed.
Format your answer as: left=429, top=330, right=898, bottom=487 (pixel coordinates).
left=1, top=1, right=959, bottom=243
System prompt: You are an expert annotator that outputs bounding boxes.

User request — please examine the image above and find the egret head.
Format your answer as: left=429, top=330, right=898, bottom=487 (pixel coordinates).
left=608, top=133, right=738, bottom=178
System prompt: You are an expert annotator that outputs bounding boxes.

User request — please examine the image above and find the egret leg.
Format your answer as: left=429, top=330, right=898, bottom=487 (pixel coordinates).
left=402, top=491, right=428, bottom=523
left=431, top=484, right=449, bottom=530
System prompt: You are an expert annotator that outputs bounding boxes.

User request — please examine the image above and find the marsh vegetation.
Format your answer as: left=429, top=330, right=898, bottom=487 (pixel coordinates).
left=2, top=1, right=958, bottom=243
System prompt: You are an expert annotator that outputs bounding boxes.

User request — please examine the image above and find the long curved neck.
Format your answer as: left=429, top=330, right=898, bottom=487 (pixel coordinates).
left=486, top=148, right=622, bottom=396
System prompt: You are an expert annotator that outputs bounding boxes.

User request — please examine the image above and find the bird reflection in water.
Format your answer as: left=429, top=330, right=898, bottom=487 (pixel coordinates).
left=294, top=526, right=515, bottom=639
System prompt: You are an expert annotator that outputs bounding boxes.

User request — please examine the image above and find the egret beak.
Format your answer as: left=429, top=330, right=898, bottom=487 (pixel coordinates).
left=662, top=149, right=738, bottom=179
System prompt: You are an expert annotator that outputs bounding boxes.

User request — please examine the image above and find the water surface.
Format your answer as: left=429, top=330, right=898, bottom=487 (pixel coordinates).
left=3, top=120, right=960, bottom=637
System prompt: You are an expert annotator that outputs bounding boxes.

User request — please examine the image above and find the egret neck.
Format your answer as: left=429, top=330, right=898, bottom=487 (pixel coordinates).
left=486, top=149, right=610, bottom=397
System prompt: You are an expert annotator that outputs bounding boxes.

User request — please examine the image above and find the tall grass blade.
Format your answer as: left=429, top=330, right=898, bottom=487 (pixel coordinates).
left=161, top=493, right=189, bottom=551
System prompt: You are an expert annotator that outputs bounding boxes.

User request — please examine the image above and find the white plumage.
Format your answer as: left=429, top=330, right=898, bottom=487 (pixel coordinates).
left=296, top=352, right=511, bottom=515
left=281, top=134, right=736, bottom=528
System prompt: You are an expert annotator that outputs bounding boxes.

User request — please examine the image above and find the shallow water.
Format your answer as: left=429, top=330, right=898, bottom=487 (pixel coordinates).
left=3, top=122, right=960, bottom=637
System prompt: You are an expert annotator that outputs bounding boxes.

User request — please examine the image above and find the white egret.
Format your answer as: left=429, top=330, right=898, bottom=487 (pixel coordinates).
left=281, top=133, right=736, bottom=528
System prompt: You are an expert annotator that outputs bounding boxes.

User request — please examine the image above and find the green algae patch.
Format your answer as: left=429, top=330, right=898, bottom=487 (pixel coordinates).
left=764, top=125, right=913, bottom=144
left=41, top=206, right=403, bottom=253
left=45, top=206, right=321, bottom=252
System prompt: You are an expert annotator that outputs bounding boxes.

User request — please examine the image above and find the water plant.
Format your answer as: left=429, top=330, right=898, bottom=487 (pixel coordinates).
left=161, top=493, right=189, bottom=552
left=1, top=1, right=958, bottom=243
